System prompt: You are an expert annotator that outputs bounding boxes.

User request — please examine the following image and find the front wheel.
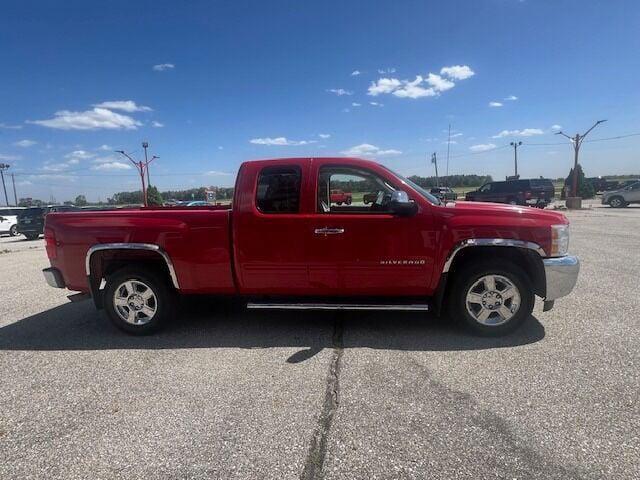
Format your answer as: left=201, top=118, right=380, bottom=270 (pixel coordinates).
left=448, top=261, right=534, bottom=336
left=609, top=196, right=627, bottom=208
left=103, top=267, right=175, bottom=335
left=9, top=225, right=18, bottom=237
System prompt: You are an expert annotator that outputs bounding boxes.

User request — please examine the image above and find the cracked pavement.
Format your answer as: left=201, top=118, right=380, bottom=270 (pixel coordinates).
left=1, top=204, right=639, bottom=479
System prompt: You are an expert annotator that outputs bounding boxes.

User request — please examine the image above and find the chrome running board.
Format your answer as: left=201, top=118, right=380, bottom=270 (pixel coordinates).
left=246, top=303, right=429, bottom=311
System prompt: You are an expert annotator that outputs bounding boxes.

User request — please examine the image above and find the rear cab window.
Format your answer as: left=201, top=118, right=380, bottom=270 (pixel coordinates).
left=255, top=166, right=302, bottom=213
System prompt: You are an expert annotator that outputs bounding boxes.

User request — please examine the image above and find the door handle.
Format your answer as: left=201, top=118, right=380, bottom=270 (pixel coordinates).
left=314, top=227, right=345, bottom=235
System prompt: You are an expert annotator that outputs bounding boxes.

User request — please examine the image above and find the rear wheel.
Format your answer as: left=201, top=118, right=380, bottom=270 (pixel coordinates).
left=346, top=197, right=352, bottom=205
left=448, top=261, right=534, bottom=336
left=24, top=232, right=39, bottom=240
left=104, top=267, right=175, bottom=335
left=9, top=225, right=18, bottom=236
left=609, top=196, right=626, bottom=208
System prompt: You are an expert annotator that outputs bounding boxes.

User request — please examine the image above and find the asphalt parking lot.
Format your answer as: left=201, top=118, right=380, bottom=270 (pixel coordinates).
left=1, top=203, right=638, bottom=479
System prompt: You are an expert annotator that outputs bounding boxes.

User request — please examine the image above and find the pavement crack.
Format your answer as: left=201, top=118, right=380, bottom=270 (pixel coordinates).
left=300, top=314, right=344, bottom=480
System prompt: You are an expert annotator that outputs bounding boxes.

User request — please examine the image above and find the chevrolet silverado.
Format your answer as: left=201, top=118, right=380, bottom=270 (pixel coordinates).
left=42, top=157, right=580, bottom=336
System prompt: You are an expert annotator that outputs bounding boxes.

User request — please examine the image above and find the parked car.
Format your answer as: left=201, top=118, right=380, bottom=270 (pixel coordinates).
left=42, top=157, right=579, bottom=337
left=601, top=181, right=640, bottom=208
left=465, top=179, right=555, bottom=207
left=186, top=201, right=210, bottom=207
left=429, top=187, right=457, bottom=202
left=363, top=192, right=378, bottom=204
left=329, top=189, right=352, bottom=205
left=0, top=207, right=25, bottom=237
left=18, top=205, right=80, bottom=240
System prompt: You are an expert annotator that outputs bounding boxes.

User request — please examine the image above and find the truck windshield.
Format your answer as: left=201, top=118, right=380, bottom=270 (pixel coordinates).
left=382, top=167, right=442, bottom=205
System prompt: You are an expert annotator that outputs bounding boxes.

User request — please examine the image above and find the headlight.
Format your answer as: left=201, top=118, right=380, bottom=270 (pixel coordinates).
left=550, top=224, right=570, bottom=257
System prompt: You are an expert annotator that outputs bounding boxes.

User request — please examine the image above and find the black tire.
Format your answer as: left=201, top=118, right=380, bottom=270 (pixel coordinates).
left=103, top=267, right=175, bottom=335
left=448, top=260, right=534, bottom=336
left=24, top=232, right=39, bottom=240
left=9, top=225, right=18, bottom=237
left=608, top=196, right=627, bottom=208
left=346, top=197, right=352, bottom=205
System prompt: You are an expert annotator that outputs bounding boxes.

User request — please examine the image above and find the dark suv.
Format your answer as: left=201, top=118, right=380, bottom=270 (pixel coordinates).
left=465, top=179, right=555, bottom=207
left=17, top=205, right=79, bottom=240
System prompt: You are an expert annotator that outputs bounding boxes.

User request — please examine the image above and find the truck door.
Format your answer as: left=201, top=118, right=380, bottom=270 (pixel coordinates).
left=306, top=163, right=435, bottom=296
left=233, top=163, right=314, bottom=294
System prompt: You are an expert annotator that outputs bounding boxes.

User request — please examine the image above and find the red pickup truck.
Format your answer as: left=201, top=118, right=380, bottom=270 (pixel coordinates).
left=42, top=157, right=579, bottom=336
left=329, top=189, right=352, bottom=205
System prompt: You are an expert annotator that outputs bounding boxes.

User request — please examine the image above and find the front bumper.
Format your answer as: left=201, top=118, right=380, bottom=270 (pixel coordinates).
left=543, top=255, right=580, bottom=300
left=43, top=267, right=66, bottom=288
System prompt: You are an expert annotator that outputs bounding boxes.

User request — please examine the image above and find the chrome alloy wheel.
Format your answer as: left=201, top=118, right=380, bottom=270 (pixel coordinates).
left=113, top=280, right=158, bottom=325
left=465, top=274, right=521, bottom=326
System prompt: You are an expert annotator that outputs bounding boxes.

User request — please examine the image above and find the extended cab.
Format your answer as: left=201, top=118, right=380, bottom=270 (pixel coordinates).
left=42, top=157, right=579, bottom=336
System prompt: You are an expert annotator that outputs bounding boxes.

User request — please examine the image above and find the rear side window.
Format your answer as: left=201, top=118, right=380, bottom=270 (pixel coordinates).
left=256, top=166, right=302, bottom=213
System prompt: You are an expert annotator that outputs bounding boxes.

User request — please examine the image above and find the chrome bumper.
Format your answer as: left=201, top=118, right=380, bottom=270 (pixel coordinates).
left=43, top=267, right=66, bottom=288
left=543, top=255, right=580, bottom=300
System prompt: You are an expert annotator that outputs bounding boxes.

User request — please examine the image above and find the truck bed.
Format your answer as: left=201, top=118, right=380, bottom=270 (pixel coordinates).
left=45, top=207, right=236, bottom=293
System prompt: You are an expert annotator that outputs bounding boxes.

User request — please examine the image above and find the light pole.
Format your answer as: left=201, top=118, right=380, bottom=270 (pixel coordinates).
left=116, top=147, right=159, bottom=207
left=0, top=163, right=10, bottom=206
left=510, top=141, right=522, bottom=178
left=11, top=173, right=17, bottom=205
left=431, top=152, right=439, bottom=187
left=556, top=120, right=607, bottom=201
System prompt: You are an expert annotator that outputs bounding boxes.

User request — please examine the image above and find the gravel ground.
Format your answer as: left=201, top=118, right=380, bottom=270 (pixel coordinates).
left=0, top=203, right=638, bottom=479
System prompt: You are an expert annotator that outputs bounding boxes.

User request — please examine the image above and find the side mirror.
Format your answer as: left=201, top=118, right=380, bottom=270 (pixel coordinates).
left=389, top=190, right=418, bottom=217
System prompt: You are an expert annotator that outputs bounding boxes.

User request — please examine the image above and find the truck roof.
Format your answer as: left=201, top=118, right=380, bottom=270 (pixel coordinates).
left=239, top=157, right=380, bottom=169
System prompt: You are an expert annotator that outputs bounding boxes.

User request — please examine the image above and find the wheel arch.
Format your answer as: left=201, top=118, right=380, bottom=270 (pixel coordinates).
left=433, top=239, right=546, bottom=315
left=86, top=243, right=179, bottom=309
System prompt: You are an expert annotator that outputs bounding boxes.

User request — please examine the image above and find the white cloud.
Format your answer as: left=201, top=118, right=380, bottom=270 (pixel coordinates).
left=367, top=78, right=402, bottom=96
left=341, top=143, right=402, bottom=157
left=469, top=143, right=497, bottom=152
left=443, top=140, right=458, bottom=145
left=351, top=70, right=361, bottom=76
left=250, top=137, right=316, bottom=146
left=393, top=76, right=437, bottom=99
left=505, top=95, right=518, bottom=101
left=492, top=128, right=544, bottom=138
left=369, top=65, right=473, bottom=99
left=153, top=63, right=175, bottom=71
left=98, top=144, right=112, bottom=151
left=351, top=102, right=361, bottom=107
left=14, top=139, right=36, bottom=147
left=16, top=180, right=32, bottom=186
left=42, top=162, right=72, bottom=172
left=218, top=146, right=224, bottom=150
left=327, top=88, right=353, bottom=96
left=66, top=150, right=95, bottom=161
left=0, top=122, right=22, bottom=130
left=318, top=133, right=331, bottom=139
left=92, top=100, right=152, bottom=112
left=151, top=121, right=164, bottom=128
left=489, top=101, right=503, bottom=107
left=426, top=73, right=455, bottom=92
left=551, top=124, right=562, bottom=131
left=0, top=154, right=21, bottom=161
left=29, top=107, right=142, bottom=130
left=92, top=161, right=132, bottom=170
left=450, top=132, right=463, bottom=138
left=440, top=65, right=475, bottom=80
left=378, top=68, right=396, bottom=74
left=92, top=155, right=119, bottom=164
left=204, top=170, right=232, bottom=176
left=369, top=101, right=384, bottom=107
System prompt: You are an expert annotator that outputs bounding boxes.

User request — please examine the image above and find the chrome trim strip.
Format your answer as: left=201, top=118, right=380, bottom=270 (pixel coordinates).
left=246, top=303, right=429, bottom=311
left=442, top=238, right=546, bottom=273
left=543, top=255, right=580, bottom=301
left=85, top=243, right=180, bottom=289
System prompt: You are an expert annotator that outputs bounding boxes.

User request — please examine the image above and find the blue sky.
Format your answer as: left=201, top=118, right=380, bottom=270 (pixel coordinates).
left=1, top=0, right=639, bottom=202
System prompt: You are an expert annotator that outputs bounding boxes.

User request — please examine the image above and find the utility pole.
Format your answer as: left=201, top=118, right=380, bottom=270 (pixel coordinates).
left=556, top=120, right=607, bottom=199
left=0, top=163, right=10, bottom=206
left=445, top=124, right=451, bottom=186
left=510, top=141, right=522, bottom=178
left=11, top=173, right=18, bottom=206
left=115, top=149, right=159, bottom=207
left=431, top=152, right=439, bottom=187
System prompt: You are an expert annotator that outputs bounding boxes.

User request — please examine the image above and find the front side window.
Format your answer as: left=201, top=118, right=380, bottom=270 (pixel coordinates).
left=317, top=166, right=395, bottom=213
left=256, top=166, right=302, bottom=213
left=480, top=183, right=492, bottom=193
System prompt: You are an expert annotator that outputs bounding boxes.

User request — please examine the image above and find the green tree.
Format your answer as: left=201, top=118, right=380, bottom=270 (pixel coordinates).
left=563, top=164, right=595, bottom=199
left=146, top=185, right=164, bottom=206
left=74, top=194, right=87, bottom=206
